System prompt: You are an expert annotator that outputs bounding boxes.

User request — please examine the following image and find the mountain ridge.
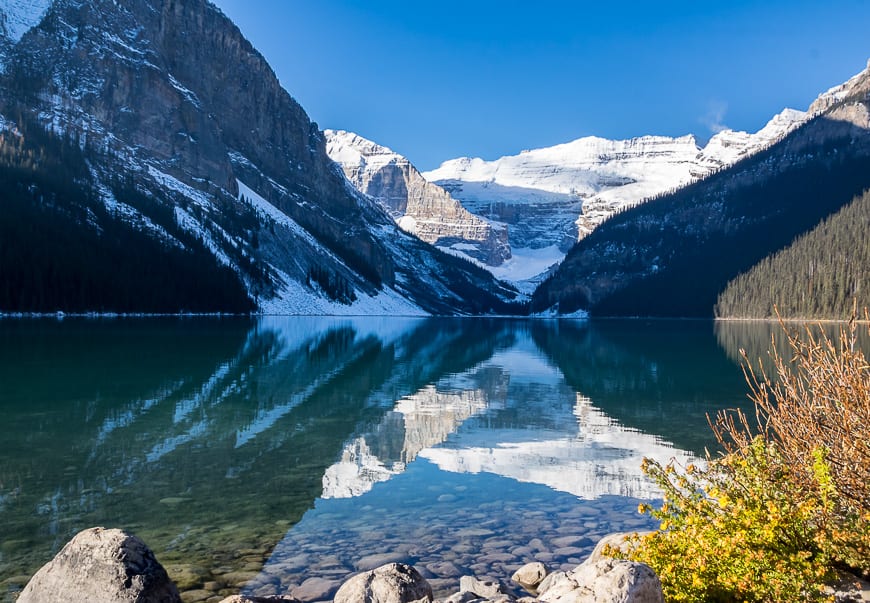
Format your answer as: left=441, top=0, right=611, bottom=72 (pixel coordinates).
left=324, top=129, right=511, bottom=267
left=531, top=60, right=870, bottom=317
left=423, top=107, right=808, bottom=247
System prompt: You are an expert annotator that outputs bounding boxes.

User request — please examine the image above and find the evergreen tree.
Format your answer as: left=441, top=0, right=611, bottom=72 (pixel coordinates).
left=715, top=190, right=870, bottom=319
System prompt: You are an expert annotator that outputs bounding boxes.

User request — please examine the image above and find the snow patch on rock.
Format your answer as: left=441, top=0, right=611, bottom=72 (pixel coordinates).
left=0, top=0, right=52, bottom=43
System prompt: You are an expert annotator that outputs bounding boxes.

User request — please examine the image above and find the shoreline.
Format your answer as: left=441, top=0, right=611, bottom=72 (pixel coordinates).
left=2, top=310, right=865, bottom=323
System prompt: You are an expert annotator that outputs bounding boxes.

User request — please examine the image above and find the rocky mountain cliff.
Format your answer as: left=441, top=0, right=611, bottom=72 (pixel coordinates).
left=419, top=108, right=807, bottom=283
left=325, top=129, right=510, bottom=266
left=426, top=110, right=807, bottom=239
left=532, top=61, right=870, bottom=317
left=0, top=0, right=522, bottom=315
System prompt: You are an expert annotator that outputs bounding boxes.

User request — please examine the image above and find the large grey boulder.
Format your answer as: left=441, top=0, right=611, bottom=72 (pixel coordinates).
left=18, top=527, right=181, bottom=603
left=511, top=562, right=549, bottom=592
left=537, top=559, right=662, bottom=603
left=334, top=563, right=433, bottom=603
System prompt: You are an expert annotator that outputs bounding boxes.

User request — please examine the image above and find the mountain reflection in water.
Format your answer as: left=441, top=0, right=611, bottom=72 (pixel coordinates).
left=0, top=317, right=755, bottom=602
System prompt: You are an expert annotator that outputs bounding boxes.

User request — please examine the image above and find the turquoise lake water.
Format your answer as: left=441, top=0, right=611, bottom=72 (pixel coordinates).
left=1, top=317, right=804, bottom=601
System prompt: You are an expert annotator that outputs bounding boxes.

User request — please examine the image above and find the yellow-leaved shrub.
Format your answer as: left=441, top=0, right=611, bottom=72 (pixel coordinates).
left=616, top=316, right=870, bottom=602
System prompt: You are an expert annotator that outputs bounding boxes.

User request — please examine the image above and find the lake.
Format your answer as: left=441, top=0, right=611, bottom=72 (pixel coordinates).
left=0, top=317, right=794, bottom=601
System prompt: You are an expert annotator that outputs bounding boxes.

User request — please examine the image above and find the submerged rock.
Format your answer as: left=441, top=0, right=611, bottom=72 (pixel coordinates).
left=334, top=563, right=434, bottom=603
left=511, top=562, right=549, bottom=592
left=18, top=526, right=181, bottom=603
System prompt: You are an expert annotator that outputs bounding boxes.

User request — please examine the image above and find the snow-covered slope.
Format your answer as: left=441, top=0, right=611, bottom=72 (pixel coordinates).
left=325, top=129, right=510, bottom=266
left=422, top=108, right=809, bottom=282
left=0, top=0, right=52, bottom=43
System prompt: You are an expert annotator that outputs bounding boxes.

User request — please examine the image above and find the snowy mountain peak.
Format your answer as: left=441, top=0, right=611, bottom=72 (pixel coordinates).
left=419, top=106, right=811, bottom=283
left=0, top=0, right=53, bottom=42
left=423, top=133, right=702, bottom=194
left=809, top=59, right=870, bottom=116
left=324, top=129, right=407, bottom=171
left=696, top=107, right=808, bottom=171
left=325, top=129, right=511, bottom=267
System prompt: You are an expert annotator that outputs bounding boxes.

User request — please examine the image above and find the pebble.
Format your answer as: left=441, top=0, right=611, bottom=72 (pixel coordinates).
left=155, top=492, right=658, bottom=601
left=290, top=576, right=342, bottom=600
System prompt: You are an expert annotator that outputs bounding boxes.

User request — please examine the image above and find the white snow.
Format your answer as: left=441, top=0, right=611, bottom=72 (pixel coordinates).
left=173, top=205, right=232, bottom=266
left=424, top=134, right=702, bottom=198
left=1, top=0, right=52, bottom=42
left=488, top=245, right=563, bottom=284
left=167, top=73, right=202, bottom=108
left=237, top=179, right=324, bottom=249
left=324, top=129, right=407, bottom=173
left=260, top=266, right=427, bottom=317
left=396, top=215, right=417, bottom=234
left=147, top=165, right=212, bottom=207
left=420, top=108, right=809, bottom=282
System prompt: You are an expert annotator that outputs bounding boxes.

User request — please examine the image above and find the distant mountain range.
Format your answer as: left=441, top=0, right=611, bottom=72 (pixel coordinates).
left=330, top=107, right=809, bottom=285
left=0, top=0, right=867, bottom=318
left=330, top=62, right=870, bottom=317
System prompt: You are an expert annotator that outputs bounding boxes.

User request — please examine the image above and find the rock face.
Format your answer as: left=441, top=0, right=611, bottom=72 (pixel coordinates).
left=0, top=0, right=522, bottom=315
left=326, top=130, right=511, bottom=266
left=536, top=560, right=662, bottom=603
left=18, top=527, right=181, bottom=603
left=334, top=563, right=434, bottom=603
left=425, top=111, right=807, bottom=245
left=809, top=59, right=870, bottom=116
left=423, top=109, right=807, bottom=282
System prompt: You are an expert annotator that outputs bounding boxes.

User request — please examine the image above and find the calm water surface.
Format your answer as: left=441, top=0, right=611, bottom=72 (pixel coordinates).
left=0, top=317, right=787, bottom=601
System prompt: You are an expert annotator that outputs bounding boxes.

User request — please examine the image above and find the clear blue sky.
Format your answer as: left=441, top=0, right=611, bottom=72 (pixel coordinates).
left=212, top=0, right=870, bottom=171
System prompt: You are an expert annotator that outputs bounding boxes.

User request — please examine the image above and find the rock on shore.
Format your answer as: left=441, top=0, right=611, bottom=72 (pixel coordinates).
left=20, top=527, right=870, bottom=603
left=17, top=527, right=181, bottom=603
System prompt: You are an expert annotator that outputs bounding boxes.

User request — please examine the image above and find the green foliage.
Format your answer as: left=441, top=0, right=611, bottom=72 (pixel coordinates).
left=624, top=442, right=841, bottom=602
left=619, top=320, right=870, bottom=601
left=715, top=190, right=870, bottom=319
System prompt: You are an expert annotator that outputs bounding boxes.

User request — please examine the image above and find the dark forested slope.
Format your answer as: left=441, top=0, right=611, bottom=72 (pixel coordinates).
left=0, top=118, right=255, bottom=313
left=715, top=189, right=870, bottom=319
